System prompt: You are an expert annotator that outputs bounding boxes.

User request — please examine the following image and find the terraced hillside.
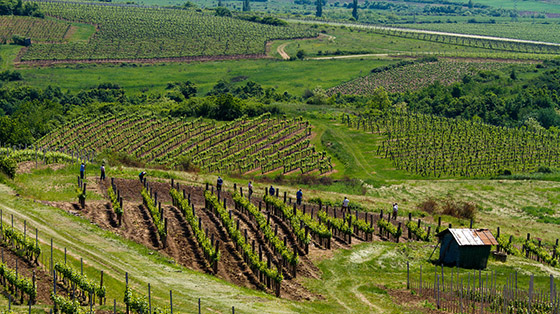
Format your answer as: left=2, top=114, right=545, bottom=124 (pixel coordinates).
left=21, top=2, right=317, bottom=61
left=37, top=113, right=332, bottom=175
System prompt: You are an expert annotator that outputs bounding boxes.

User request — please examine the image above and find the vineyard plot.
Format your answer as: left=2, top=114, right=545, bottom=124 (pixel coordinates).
left=37, top=114, right=332, bottom=175
left=329, top=60, right=515, bottom=95
left=345, top=111, right=560, bottom=177
left=0, top=15, right=71, bottom=43
left=22, top=2, right=317, bottom=61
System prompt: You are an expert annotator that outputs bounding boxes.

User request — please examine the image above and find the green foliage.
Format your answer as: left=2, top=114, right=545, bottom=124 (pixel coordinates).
left=124, top=286, right=170, bottom=314
left=0, top=70, right=22, bottom=81
left=141, top=188, right=166, bottom=239
left=51, top=293, right=85, bottom=314
left=405, top=220, right=431, bottom=241
left=1, top=220, right=41, bottom=260
left=317, top=210, right=352, bottom=235
left=495, top=235, right=520, bottom=256
left=264, top=194, right=331, bottom=243
left=54, top=263, right=106, bottom=299
left=0, top=155, right=16, bottom=179
left=296, top=49, right=306, bottom=60
left=347, top=109, right=560, bottom=178
left=377, top=218, right=402, bottom=239
left=214, top=7, right=231, bottom=17
left=524, top=239, right=559, bottom=267
left=205, top=191, right=283, bottom=283
left=0, top=262, right=36, bottom=301
left=0, top=0, right=43, bottom=17
left=170, top=188, right=220, bottom=265
left=237, top=15, right=287, bottom=26
left=39, top=114, right=331, bottom=176
left=232, top=191, right=298, bottom=266
left=107, top=185, right=123, bottom=215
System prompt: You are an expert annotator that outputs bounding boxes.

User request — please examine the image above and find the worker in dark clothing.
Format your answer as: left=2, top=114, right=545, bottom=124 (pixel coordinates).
left=80, top=162, right=86, bottom=179
left=100, top=163, right=106, bottom=181
left=269, top=185, right=275, bottom=196
left=217, top=176, right=223, bottom=191
left=296, top=189, right=303, bottom=205
left=139, top=171, right=146, bottom=182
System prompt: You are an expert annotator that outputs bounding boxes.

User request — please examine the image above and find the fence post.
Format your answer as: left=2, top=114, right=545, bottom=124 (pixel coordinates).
left=407, top=261, right=410, bottom=289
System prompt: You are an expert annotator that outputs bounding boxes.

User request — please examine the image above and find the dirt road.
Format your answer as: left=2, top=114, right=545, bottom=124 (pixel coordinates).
left=277, top=43, right=290, bottom=60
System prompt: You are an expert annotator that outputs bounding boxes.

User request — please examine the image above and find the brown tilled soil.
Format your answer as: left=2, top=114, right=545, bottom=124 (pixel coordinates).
left=48, top=178, right=325, bottom=300
left=0, top=243, right=54, bottom=305
left=35, top=176, right=432, bottom=304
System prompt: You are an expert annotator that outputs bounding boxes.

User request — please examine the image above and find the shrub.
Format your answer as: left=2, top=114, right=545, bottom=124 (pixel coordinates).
left=0, top=155, right=17, bottom=179
left=416, top=197, right=438, bottom=214
left=537, top=165, right=553, bottom=173
left=417, top=196, right=476, bottom=220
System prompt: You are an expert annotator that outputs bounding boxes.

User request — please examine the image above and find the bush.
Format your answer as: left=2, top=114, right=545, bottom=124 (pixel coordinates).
left=416, top=197, right=438, bottom=214
left=174, top=155, right=198, bottom=172
left=441, top=199, right=476, bottom=220
left=497, top=169, right=512, bottom=176
left=536, top=165, right=553, bottom=174
left=0, top=155, right=17, bottom=179
left=417, top=196, right=476, bottom=220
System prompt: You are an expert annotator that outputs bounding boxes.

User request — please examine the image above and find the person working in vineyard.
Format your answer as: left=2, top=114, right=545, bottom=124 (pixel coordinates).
left=217, top=176, right=223, bottom=192
left=269, top=185, right=275, bottom=196
left=80, top=162, right=86, bottom=179
left=342, top=197, right=349, bottom=212
left=248, top=181, right=253, bottom=199
left=296, top=189, right=303, bottom=205
left=100, top=163, right=106, bottom=181
left=392, top=203, right=398, bottom=220
left=139, top=171, right=146, bottom=182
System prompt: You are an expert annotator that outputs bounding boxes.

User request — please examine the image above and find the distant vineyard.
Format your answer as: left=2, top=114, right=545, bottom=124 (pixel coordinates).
left=394, top=22, right=560, bottom=46
left=0, top=15, right=70, bottom=43
left=37, top=113, right=332, bottom=175
left=345, top=111, right=560, bottom=177
left=329, top=60, right=513, bottom=95
left=22, top=2, right=317, bottom=61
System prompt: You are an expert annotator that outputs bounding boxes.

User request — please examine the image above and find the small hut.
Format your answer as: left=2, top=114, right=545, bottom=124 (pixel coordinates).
left=436, top=228, right=498, bottom=269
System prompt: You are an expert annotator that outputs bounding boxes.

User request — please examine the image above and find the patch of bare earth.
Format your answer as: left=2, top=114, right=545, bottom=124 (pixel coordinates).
left=46, top=178, right=324, bottom=300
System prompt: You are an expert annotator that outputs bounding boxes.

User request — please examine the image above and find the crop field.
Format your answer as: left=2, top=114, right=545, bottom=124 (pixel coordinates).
left=345, top=110, right=560, bottom=177
left=21, top=2, right=316, bottom=61
left=395, top=22, right=560, bottom=45
left=37, top=113, right=332, bottom=175
left=0, top=16, right=72, bottom=43
left=328, top=59, right=516, bottom=95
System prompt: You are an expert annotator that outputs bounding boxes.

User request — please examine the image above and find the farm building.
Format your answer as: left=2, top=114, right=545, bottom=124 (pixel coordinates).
left=436, top=228, right=498, bottom=269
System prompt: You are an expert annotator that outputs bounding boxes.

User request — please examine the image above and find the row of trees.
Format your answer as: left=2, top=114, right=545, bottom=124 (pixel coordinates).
left=0, top=0, right=43, bottom=17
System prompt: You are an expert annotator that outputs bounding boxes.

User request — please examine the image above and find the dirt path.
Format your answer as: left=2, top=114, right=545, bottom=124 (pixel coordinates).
left=277, top=43, right=290, bottom=60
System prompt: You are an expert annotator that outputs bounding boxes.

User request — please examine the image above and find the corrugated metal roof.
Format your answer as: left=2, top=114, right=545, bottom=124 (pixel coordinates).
left=444, top=229, right=498, bottom=246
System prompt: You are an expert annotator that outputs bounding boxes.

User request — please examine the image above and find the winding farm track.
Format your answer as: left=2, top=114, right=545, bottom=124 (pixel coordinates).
left=277, top=43, right=290, bottom=60
left=289, top=19, right=560, bottom=46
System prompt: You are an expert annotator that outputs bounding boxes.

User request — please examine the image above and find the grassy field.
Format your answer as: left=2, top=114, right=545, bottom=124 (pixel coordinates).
left=16, top=58, right=394, bottom=95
